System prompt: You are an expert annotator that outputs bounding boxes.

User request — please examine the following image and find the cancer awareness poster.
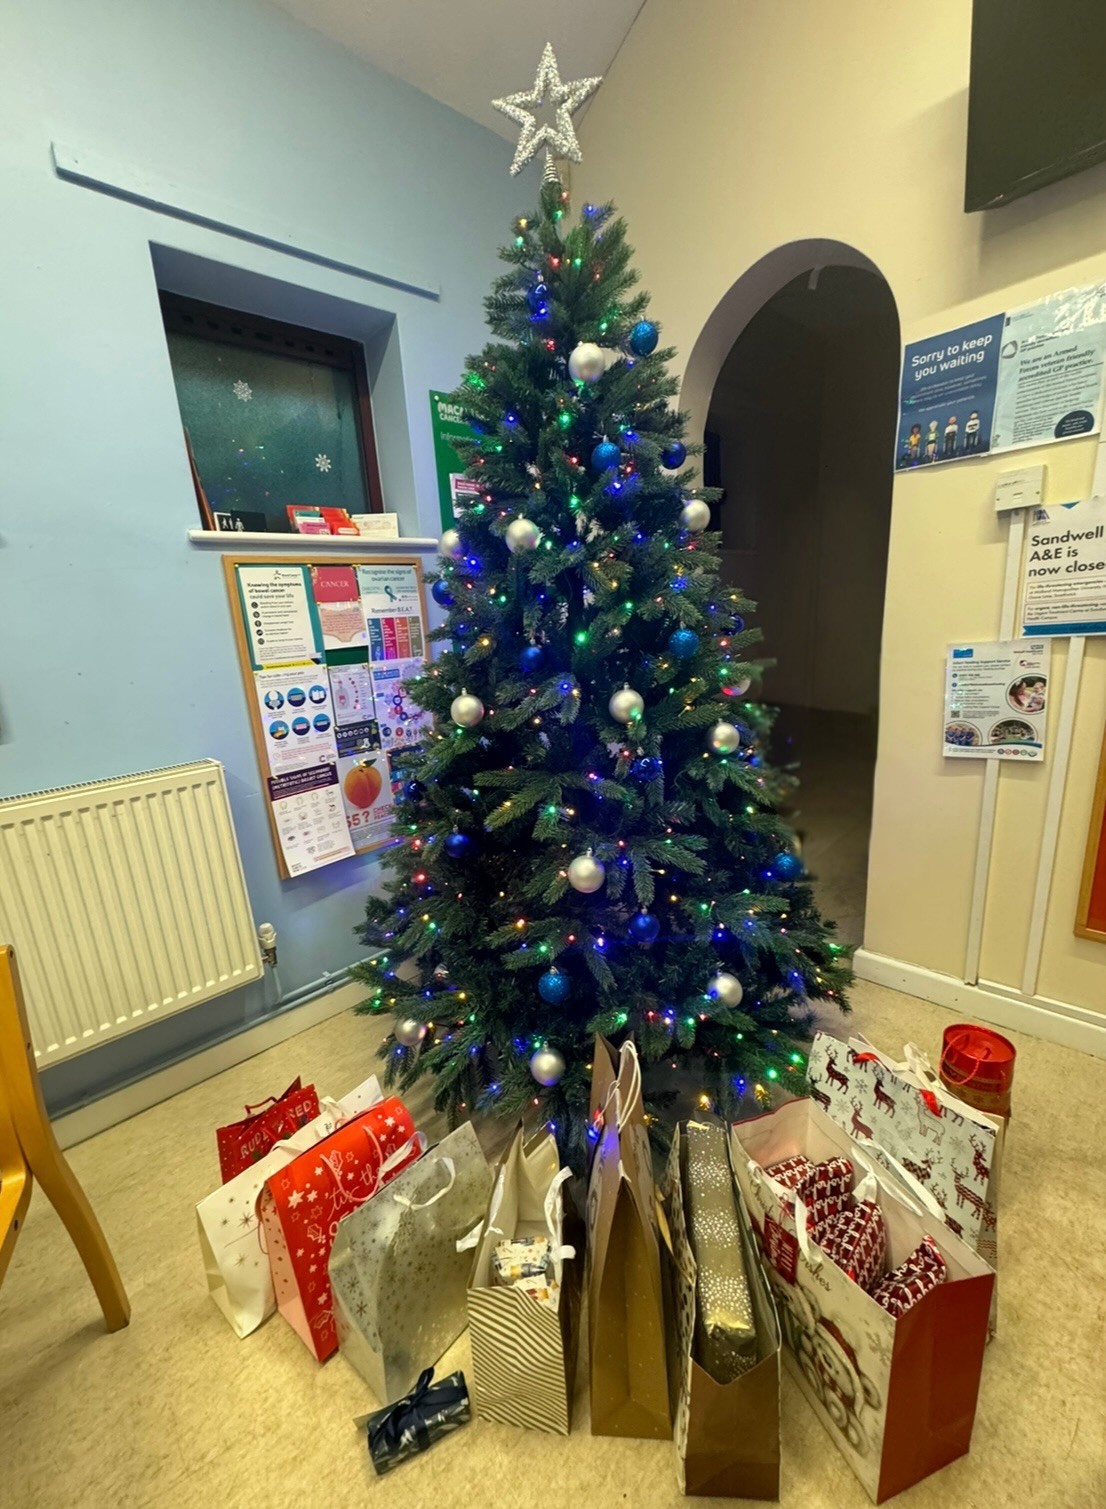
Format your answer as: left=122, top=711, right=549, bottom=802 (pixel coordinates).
left=310, top=564, right=366, bottom=650
left=335, top=739, right=395, bottom=853
left=370, top=659, right=432, bottom=751
left=357, top=564, right=425, bottom=661
left=943, top=640, right=1050, bottom=761
left=896, top=281, right=1106, bottom=470
left=237, top=564, right=323, bottom=667
left=267, top=766, right=354, bottom=875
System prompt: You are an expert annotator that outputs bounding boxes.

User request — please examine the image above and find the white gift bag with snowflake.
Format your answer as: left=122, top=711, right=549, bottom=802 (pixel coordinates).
left=196, top=1074, right=382, bottom=1339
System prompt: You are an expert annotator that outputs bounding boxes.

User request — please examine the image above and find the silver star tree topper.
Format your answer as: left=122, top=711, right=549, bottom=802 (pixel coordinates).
left=492, top=42, right=602, bottom=177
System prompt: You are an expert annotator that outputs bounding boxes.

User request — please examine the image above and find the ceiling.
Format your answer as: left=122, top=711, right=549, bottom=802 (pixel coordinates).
left=266, top=0, right=646, bottom=140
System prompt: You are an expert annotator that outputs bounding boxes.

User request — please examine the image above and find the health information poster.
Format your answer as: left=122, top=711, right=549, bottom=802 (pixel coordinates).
left=943, top=640, right=1050, bottom=761
left=1021, top=497, right=1106, bottom=637
left=897, top=280, right=1106, bottom=470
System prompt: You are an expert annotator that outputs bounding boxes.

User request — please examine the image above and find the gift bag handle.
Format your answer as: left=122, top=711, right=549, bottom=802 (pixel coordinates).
left=243, top=1094, right=281, bottom=1116
left=393, top=1155, right=456, bottom=1209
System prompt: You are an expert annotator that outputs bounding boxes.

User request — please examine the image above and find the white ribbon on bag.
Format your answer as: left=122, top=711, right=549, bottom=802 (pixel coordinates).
left=393, top=1154, right=456, bottom=1209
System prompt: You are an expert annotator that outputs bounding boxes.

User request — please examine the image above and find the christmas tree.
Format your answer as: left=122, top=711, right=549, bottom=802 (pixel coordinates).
left=354, top=57, right=850, bottom=1167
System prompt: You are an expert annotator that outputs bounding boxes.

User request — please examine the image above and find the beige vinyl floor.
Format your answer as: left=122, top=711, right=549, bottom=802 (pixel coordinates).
left=2, top=979, right=1104, bottom=1509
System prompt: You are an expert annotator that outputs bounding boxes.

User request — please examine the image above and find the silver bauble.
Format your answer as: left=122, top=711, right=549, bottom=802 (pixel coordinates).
left=707, top=971, right=744, bottom=1008
left=529, top=1046, right=566, bottom=1087
left=567, top=851, right=606, bottom=893
left=439, top=527, right=463, bottom=559
left=568, top=341, right=606, bottom=383
left=505, top=516, right=542, bottom=553
left=394, top=1017, right=428, bottom=1047
left=432, top=964, right=450, bottom=983
left=731, top=676, right=752, bottom=696
left=707, top=721, right=742, bottom=755
left=451, top=691, right=485, bottom=727
left=608, top=686, right=645, bottom=724
left=680, top=498, right=711, bottom=532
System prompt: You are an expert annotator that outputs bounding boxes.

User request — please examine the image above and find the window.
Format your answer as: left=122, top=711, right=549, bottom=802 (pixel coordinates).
left=160, top=294, right=384, bottom=532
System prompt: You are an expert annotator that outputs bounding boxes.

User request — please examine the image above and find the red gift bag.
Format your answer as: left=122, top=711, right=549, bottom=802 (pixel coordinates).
left=259, top=1096, right=421, bottom=1361
left=216, top=1077, right=321, bottom=1183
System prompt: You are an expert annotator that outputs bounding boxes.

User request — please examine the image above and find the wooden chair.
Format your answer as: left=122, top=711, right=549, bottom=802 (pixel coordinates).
left=0, top=944, right=129, bottom=1330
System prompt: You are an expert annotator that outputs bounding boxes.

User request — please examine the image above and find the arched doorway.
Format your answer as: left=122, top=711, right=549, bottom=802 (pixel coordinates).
left=686, top=244, right=900, bottom=948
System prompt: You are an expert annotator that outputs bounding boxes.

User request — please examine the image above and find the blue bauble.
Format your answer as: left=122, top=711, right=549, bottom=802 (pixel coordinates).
left=431, top=578, right=455, bottom=608
left=527, top=281, right=550, bottom=317
left=731, top=614, right=745, bottom=634
left=537, top=968, right=571, bottom=1005
left=591, top=439, right=621, bottom=472
left=668, top=628, right=700, bottom=660
left=661, top=440, right=687, bottom=469
left=773, top=850, right=802, bottom=880
left=453, top=621, right=474, bottom=641
left=630, top=755, right=663, bottom=783
left=404, top=780, right=426, bottom=803
left=519, top=643, right=546, bottom=674
left=628, top=320, right=658, bottom=356
left=628, top=911, right=661, bottom=944
left=444, top=831, right=476, bottom=859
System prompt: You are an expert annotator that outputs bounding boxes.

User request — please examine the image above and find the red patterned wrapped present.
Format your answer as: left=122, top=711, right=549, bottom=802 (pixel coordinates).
left=765, top=1154, right=813, bottom=1191
left=820, top=1198, right=886, bottom=1289
left=259, top=1096, right=421, bottom=1361
left=216, top=1077, right=320, bottom=1183
left=871, top=1235, right=947, bottom=1317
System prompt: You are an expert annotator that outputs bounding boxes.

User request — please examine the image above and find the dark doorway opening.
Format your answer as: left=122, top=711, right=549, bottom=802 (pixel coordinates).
left=704, top=265, right=899, bottom=946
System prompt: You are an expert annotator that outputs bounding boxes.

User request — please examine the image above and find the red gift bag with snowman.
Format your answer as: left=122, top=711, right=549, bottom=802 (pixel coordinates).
left=731, top=1099, right=992, bottom=1503
left=259, top=1096, right=422, bottom=1362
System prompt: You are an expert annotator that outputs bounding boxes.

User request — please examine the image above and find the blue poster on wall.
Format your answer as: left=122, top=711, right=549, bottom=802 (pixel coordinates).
left=895, top=314, right=1005, bottom=469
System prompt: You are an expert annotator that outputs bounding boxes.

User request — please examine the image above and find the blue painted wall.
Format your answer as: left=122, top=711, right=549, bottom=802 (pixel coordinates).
left=0, top=0, right=520, bottom=1110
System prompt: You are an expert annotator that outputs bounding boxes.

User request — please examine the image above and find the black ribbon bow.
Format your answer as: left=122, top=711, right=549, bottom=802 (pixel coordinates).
left=367, top=1368, right=469, bottom=1460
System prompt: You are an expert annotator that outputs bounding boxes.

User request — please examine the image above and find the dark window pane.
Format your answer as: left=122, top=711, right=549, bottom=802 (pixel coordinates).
left=165, top=331, right=369, bottom=532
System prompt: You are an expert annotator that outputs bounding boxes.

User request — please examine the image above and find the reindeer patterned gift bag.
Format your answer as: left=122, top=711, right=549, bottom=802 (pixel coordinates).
left=807, top=1034, right=1002, bottom=1297
left=732, top=1098, right=993, bottom=1504
left=259, top=1096, right=421, bottom=1362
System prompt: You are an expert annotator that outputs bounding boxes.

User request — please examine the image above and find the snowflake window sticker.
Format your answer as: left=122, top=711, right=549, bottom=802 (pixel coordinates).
left=232, top=379, right=253, bottom=402
left=315, top=453, right=332, bottom=473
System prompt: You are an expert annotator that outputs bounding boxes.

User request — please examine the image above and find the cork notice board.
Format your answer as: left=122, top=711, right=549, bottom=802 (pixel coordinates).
left=223, top=555, right=431, bottom=879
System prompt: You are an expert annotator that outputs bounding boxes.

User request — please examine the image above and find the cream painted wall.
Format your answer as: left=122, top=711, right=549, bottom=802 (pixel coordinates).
left=579, top=0, right=1106, bottom=1015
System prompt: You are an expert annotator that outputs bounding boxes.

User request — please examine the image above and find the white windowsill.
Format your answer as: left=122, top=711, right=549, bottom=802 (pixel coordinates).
left=187, top=529, right=438, bottom=550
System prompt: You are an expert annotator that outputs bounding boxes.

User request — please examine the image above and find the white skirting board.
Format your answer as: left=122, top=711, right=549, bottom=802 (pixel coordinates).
left=854, top=948, right=1106, bottom=1059
left=52, top=977, right=365, bottom=1151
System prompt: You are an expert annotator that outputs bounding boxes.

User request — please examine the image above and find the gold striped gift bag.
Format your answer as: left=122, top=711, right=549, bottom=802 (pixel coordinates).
left=467, top=1129, right=581, bottom=1433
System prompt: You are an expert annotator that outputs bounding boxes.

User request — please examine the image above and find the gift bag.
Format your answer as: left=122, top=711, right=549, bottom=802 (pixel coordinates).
left=330, top=1120, right=493, bottom=1403
left=586, top=1036, right=671, bottom=1440
left=732, top=1098, right=994, bottom=1504
left=197, top=1073, right=382, bottom=1338
left=259, top=1096, right=421, bottom=1362
left=807, top=1032, right=1003, bottom=1330
left=467, top=1128, right=582, bottom=1434
left=660, top=1121, right=782, bottom=1500
left=216, top=1076, right=321, bottom=1183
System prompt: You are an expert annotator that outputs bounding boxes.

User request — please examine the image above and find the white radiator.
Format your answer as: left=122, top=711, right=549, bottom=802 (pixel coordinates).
left=0, top=760, right=263, bottom=1065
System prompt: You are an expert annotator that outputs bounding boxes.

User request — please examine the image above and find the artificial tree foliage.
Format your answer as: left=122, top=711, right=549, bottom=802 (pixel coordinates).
left=354, top=179, right=850, bottom=1167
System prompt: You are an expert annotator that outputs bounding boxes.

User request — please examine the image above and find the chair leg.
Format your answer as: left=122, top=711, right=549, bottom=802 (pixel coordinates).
left=24, top=1136, right=131, bottom=1331
left=0, top=946, right=130, bottom=1332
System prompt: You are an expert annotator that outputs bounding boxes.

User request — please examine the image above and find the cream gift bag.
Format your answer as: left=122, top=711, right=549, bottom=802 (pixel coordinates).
left=196, top=1074, right=381, bottom=1338
left=467, top=1128, right=581, bottom=1434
